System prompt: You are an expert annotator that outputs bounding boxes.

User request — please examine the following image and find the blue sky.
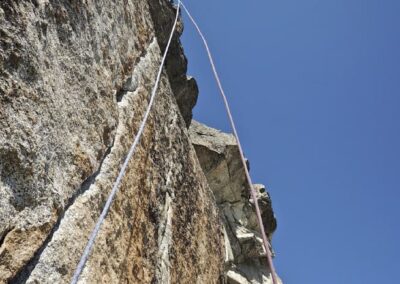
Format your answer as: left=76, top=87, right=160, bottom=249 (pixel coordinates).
left=180, top=1, right=400, bottom=283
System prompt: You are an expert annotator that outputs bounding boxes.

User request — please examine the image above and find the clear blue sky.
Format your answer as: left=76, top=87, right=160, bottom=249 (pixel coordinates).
left=180, top=1, right=400, bottom=283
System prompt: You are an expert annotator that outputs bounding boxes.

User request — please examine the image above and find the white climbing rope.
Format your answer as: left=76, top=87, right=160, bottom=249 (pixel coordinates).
left=180, top=2, right=279, bottom=284
left=70, top=2, right=182, bottom=283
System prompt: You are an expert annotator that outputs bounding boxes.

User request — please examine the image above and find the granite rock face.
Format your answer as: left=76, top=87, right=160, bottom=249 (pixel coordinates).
left=0, top=1, right=222, bottom=283
left=0, top=1, right=281, bottom=283
left=189, top=121, right=282, bottom=284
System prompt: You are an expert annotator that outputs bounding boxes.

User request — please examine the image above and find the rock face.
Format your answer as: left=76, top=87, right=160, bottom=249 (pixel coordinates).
left=189, top=121, right=281, bottom=284
left=0, top=1, right=222, bottom=283
left=0, top=1, right=280, bottom=283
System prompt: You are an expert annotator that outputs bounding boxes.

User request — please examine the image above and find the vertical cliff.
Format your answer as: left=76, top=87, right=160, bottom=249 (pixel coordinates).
left=0, top=1, right=280, bottom=283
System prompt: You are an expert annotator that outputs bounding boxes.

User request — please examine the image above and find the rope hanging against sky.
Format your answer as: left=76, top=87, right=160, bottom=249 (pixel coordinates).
left=180, top=2, right=279, bottom=284
left=70, top=2, right=181, bottom=283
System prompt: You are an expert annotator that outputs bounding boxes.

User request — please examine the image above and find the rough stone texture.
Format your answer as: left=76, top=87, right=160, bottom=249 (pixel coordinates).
left=0, top=1, right=223, bottom=283
left=0, top=1, right=283, bottom=283
left=148, top=0, right=198, bottom=127
left=189, top=121, right=282, bottom=284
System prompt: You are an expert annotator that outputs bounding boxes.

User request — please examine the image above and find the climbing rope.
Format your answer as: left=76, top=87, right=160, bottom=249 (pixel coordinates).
left=70, top=2, right=181, bottom=283
left=180, top=2, right=279, bottom=284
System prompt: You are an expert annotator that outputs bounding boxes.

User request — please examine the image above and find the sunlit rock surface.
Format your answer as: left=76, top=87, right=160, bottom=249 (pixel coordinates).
left=0, top=1, right=281, bottom=283
left=0, top=1, right=221, bottom=283
left=189, top=121, right=282, bottom=284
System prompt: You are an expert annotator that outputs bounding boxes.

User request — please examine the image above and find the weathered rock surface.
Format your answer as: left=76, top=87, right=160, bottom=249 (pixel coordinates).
left=148, top=0, right=198, bottom=127
left=0, top=1, right=282, bottom=283
left=0, top=1, right=223, bottom=283
left=189, top=121, right=282, bottom=284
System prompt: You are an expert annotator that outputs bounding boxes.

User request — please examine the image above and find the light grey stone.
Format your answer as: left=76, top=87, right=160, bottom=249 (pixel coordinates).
left=0, top=1, right=223, bottom=283
left=227, top=270, right=251, bottom=284
left=189, top=121, right=280, bottom=284
left=0, top=0, right=282, bottom=283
